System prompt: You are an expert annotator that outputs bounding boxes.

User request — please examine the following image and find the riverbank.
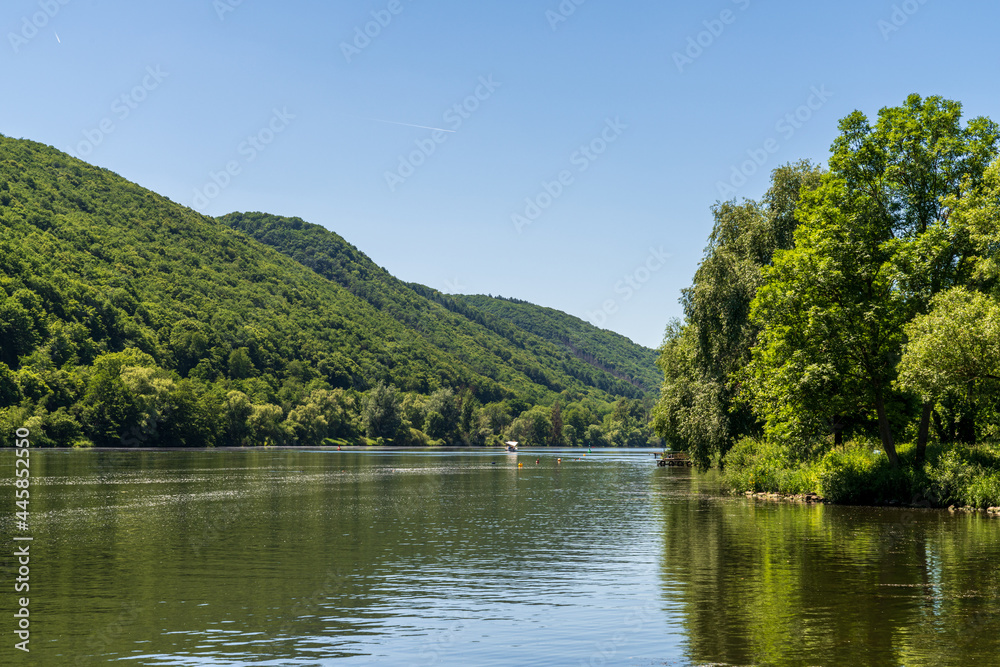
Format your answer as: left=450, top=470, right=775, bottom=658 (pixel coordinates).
left=741, top=490, right=1000, bottom=515
left=721, top=438, right=1000, bottom=510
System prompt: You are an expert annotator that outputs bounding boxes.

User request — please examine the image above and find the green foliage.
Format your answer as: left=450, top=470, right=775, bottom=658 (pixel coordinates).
left=604, top=397, right=656, bottom=448
left=361, top=382, right=402, bottom=440
left=0, top=136, right=654, bottom=447
left=815, top=444, right=915, bottom=504
left=924, top=446, right=1000, bottom=508
left=653, top=321, right=729, bottom=467
left=423, top=388, right=459, bottom=441
left=506, top=405, right=551, bottom=447
left=679, top=96, right=1000, bottom=504
left=453, top=294, right=661, bottom=395
left=743, top=96, right=999, bottom=464
left=723, top=435, right=1000, bottom=508
left=721, top=438, right=817, bottom=495
left=898, top=287, right=1000, bottom=402
left=222, top=212, right=658, bottom=403
left=654, top=162, right=823, bottom=465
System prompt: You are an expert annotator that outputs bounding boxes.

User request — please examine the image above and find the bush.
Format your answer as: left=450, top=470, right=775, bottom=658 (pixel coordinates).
left=722, top=437, right=817, bottom=494
left=815, top=443, right=915, bottom=504
left=924, top=445, right=1000, bottom=508
left=722, top=435, right=1000, bottom=507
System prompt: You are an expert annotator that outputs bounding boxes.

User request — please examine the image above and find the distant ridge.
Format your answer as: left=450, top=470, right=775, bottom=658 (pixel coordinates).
left=0, top=134, right=661, bottom=447
left=221, top=212, right=657, bottom=400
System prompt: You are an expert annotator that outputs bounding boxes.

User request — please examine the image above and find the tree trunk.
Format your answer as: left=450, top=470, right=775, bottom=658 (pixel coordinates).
left=874, top=386, right=899, bottom=467
left=958, top=410, right=976, bottom=445
left=915, top=401, right=932, bottom=465
left=832, top=414, right=844, bottom=447
left=932, top=408, right=948, bottom=444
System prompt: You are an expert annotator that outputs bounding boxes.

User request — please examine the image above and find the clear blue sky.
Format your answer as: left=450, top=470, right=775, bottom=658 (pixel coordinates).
left=3, top=0, right=999, bottom=348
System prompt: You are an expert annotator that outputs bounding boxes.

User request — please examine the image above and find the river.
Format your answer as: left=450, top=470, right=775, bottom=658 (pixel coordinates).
left=1, top=448, right=998, bottom=666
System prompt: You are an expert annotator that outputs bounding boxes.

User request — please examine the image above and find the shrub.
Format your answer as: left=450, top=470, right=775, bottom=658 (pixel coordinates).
left=816, top=442, right=914, bottom=504
left=722, top=437, right=817, bottom=494
left=924, top=446, right=1000, bottom=508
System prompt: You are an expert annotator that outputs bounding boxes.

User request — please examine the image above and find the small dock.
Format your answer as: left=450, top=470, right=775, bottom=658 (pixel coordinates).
left=656, top=451, right=692, bottom=467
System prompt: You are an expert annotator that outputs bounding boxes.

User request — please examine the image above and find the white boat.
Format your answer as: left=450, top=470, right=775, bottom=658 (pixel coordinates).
left=505, top=440, right=519, bottom=452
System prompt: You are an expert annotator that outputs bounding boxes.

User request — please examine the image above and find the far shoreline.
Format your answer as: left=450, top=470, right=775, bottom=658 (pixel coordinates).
left=13, top=446, right=1000, bottom=515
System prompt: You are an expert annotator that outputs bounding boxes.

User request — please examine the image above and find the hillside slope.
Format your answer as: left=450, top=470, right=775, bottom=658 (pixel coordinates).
left=221, top=212, right=653, bottom=399
left=0, top=136, right=497, bottom=396
left=452, top=295, right=661, bottom=393
left=0, top=135, right=660, bottom=447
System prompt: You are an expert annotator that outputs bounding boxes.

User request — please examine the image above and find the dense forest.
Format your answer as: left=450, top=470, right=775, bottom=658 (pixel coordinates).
left=654, top=94, right=1000, bottom=508
left=0, top=135, right=660, bottom=448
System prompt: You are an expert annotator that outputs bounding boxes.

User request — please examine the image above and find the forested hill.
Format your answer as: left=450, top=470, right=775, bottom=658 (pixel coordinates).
left=451, top=295, right=661, bottom=393
left=221, top=212, right=656, bottom=397
left=0, top=135, right=661, bottom=447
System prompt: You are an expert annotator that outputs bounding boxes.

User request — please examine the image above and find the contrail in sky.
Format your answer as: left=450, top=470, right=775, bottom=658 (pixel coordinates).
left=348, top=115, right=456, bottom=133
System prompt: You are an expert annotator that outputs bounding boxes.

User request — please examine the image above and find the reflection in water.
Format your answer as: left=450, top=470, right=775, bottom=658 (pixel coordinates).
left=653, top=468, right=1000, bottom=666
left=0, top=449, right=997, bottom=666
left=1, top=449, right=681, bottom=666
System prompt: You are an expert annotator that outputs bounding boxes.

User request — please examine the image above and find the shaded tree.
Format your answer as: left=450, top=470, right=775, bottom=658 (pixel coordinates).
left=361, top=381, right=402, bottom=440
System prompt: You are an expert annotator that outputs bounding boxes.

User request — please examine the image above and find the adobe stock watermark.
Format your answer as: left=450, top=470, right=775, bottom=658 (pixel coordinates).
left=579, top=598, right=660, bottom=666
left=672, top=0, right=751, bottom=73
left=715, top=85, right=833, bottom=198
left=588, top=246, right=671, bottom=328
left=66, top=66, right=169, bottom=159
left=8, top=0, right=72, bottom=53
left=546, top=0, right=588, bottom=31
left=340, top=0, right=414, bottom=63
left=191, top=107, right=295, bottom=210
left=877, top=0, right=931, bottom=41
left=213, top=0, right=245, bottom=21
left=415, top=620, right=467, bottom=666
left=71, top=600, right=142, bottom=666
left=384, top=75, right=501, bottom=192
left=511, top=117, right=627, bottom=234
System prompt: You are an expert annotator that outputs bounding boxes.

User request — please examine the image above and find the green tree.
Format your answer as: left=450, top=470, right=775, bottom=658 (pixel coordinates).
left=249, top=403, right=286, bottom=446
left=582, top=424, right=609, bottom=448
left=654, top=162, right=823, bottom=465
left=748, top=97, right=998, bottom=465
left=0, top=294, right=40, bottom=367
left=897, top=287, right=1000, bottom=442
left=119, top=365, right=177, bottom=446
left=459, top=391, right=477, bottom=439
left=80, top=349, right=158, bottom=446
left=507, top=405, right=550, bottom=446
left=424, top=388, right=459, bottom=441
left=750, top=173, right=908, bottom=464
left=361, top=382, right=402, bottom=440
left=401, top=392, right=427, bottom=431
left=170, top=319, right=211, bottom=374
left=284, top=401, right=327, bottom=446
left=228, top=347, right=256, bottom=380
left=0, top=362, right=20, bottom=406
left=876, top=95, right=997, bottom=459
left=221, top=390, right=254, bottom=446
left=481, top=402, right=511, bottom=434
left=549, top=400, right=564, bottom=446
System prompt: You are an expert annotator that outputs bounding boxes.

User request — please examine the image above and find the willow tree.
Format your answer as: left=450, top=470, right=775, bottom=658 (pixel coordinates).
left=654, top=161, right=823, bottom=467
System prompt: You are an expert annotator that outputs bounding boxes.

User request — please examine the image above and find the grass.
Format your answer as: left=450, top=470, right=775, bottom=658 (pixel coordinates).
left=722, top=437, right=1000, bottom=508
